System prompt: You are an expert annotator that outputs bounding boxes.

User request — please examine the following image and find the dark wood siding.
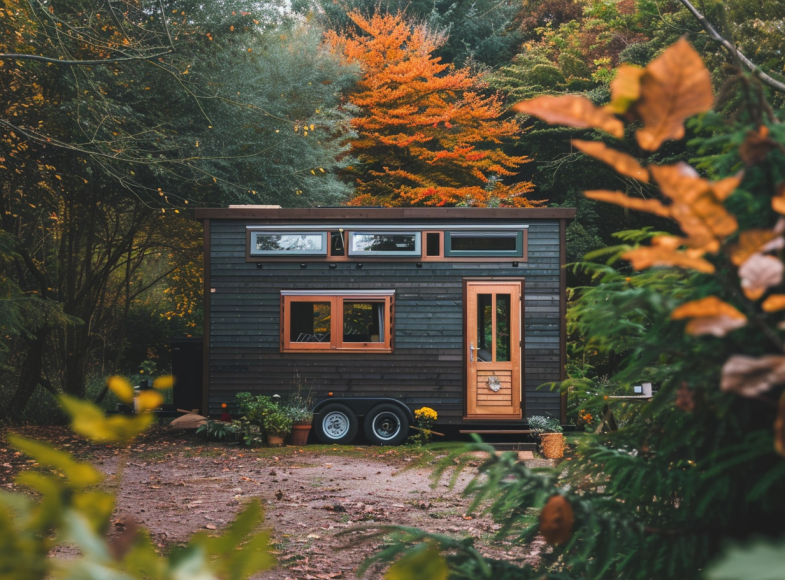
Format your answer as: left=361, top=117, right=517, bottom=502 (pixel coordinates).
left=207, top=219, right=562, bottom=424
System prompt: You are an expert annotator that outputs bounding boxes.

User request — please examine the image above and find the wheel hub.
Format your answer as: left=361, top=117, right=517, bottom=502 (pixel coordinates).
left=373, top=413, right=401, bottom=440
left=323, top=411, right=350, bottom=439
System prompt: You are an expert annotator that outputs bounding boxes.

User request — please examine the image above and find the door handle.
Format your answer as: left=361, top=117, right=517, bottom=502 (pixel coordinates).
left=469, top=342, right=475, bottom=362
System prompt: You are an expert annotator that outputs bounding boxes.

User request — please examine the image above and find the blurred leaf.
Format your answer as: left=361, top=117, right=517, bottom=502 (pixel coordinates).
left=107, top=376, right=134, bottom=404
left=385, top=545, right=448, bottom=580
left=707, top=538, right=785, bottom=580
left=572, top=140, right=648, bottom=182
left=136, top=391, right=163, bottom=412
left=153, top=376, right=175, bottom=390
left=8, top=435, right=103, bottom=488
left=513, top=95, right=623, bottom=138
left=60, top=396, right=153, bottom=445
left=670, top=296, right=747, bottom=337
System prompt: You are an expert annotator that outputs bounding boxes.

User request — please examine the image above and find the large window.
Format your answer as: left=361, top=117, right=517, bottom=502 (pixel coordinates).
left=281, top=291, right=394, bottom=352
left=348, top=232, right=421, bottom=257
left=445, top=231, right=523, bottom=257
left=250, top=232, right=327, bottom=256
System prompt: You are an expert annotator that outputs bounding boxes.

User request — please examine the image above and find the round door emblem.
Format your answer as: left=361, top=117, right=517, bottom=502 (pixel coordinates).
left=487, top=376, right=501, bottom=392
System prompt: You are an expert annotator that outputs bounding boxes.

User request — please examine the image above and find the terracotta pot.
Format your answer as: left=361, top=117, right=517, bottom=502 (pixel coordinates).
left=267, top=435, right=285, bottom=447
left=289, top=424, right=311, bottom=446
left=540, top=433, right=564, bottom=459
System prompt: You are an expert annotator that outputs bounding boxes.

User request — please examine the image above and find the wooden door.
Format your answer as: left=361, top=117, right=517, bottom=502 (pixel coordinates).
left=466, top=282, right=522, bottom=417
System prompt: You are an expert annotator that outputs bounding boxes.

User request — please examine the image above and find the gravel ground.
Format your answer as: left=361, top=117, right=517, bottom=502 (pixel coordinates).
left=1, top=426, right=549, bottom=579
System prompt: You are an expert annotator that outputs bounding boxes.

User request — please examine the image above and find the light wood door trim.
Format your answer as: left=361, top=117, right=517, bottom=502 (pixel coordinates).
left=466, top=282, right=522, bottom=417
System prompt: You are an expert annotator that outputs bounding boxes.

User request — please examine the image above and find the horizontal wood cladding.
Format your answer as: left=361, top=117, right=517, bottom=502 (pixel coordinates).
left=207, top=220, right=563, bottom=422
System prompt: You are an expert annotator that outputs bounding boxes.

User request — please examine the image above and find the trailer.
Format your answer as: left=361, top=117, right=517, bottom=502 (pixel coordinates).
left=195, top=206, right=575, bottom=444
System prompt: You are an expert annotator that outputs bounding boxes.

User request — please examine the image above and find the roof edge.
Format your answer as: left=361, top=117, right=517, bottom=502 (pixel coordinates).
left=194, top=207, right=576, bottom=221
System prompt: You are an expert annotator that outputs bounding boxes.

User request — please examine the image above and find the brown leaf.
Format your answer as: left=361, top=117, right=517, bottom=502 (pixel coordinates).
left=739, top=253, right=784, bottom=301
left=539, top=495, right=574, bottom=545
left=762, top=294, right=785, bottom=312
left=572, top=140, right=648, bottom=182
left=675, top=382, right=695, bottom=413
left=635, top=39, right=714, bottom=151
left=730, top=227, right=785, bottom=266
left=513, top=95, right=624, bottom=138
left=649, top=163, right=738, bottom=251
left=721, top=355, right=785, bottom=397
left=607, top=65, right=645, bottom=114
left=772, top=183, right=785, bottom=215
left=622, top=235, right=715, bottom=273
left=740, top=126, right=776, bottom=166
left=670, top=296, right=747, bottom=337
left=584, top=190, right=669, bottom=217
left=775, top=391, right=785, bottom=457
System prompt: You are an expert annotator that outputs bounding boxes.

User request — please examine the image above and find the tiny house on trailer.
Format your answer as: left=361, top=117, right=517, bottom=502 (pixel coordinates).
left=195, top=206, right=575, bottom=445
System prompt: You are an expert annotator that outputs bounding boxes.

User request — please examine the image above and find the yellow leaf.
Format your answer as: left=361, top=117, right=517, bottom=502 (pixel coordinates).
left=671, top=296, right=747, bottom=337
left=60, top=396, right=153, bottom=445
left=762, top=294, right=785, bottom=312
left=136, top=390, right=163, bottom=412
left=572, top=140, right=648, bottom=182
left=386, top=546, right=447, bottom=580
left=634, top=39, right=714, bottom=151
left=584, top=190, right=669, bottom=217
left=107, top=375, right=134, bottom=403
left=153, top=375, right=175, bottom=390
left=607, top=64, right=645, bottom=114
left=512, top=95, right=624, bottom=138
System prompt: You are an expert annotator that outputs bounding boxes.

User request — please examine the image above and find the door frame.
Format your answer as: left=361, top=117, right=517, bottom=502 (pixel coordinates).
left=462, top=277, right=525, bottom=420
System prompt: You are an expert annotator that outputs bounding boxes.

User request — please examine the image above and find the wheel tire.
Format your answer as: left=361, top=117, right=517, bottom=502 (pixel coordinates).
left=364, top=404, right=409, bottom=446
left=314, top=403, right=358, bottom=444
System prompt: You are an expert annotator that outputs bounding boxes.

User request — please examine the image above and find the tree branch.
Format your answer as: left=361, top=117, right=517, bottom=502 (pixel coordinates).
left=0, top=50, right=173, bottom=66
left=678, top=0, right=785, bottom=94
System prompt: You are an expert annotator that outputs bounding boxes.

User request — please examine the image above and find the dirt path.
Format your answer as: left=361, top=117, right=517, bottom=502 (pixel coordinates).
left=1, top=427, right=546, bottom=579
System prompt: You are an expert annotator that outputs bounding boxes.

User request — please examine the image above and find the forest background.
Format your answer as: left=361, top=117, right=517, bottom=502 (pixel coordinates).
left=1, top=0, right=783, bottom=421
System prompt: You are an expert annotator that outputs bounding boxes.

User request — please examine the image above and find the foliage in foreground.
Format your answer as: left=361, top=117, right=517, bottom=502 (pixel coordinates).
left=0, top=379, right=273, bottom=580
left=363, top=39, right=785, bottom=580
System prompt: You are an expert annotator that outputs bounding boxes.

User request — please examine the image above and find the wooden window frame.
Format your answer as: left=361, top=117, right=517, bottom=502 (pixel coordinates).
left=280, top=292, right=394, bottom=354
left=421, top=231, right=444, bottom=261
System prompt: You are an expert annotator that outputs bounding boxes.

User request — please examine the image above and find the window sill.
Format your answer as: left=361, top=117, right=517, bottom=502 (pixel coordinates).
left=282, top=347, right=393, bottom=354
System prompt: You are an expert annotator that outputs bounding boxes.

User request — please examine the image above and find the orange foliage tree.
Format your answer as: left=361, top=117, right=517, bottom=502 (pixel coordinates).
left=327, top=12, right=540, bottom=207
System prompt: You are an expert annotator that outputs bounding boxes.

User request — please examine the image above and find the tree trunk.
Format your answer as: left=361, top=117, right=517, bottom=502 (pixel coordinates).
left=6, top=330, right=48, bottom=420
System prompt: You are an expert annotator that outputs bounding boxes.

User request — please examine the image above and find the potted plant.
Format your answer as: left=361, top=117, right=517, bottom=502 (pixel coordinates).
left=529, top=415, right=564, bottom=459
left=283, top=375, right=314, bottom=446
left=263, top=408, right=293, bottom=446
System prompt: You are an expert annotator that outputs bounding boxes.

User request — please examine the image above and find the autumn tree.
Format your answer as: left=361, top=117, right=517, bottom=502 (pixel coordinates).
left=363, top=39, right=785, bottom=580
left=328, top=11, right=539, bottom=207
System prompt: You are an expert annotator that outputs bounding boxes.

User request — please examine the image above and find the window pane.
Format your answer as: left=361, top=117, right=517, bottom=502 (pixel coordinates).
left=476, top=294, right=493, bottom=362
left=254, top=233, right=325, bottom=254
left=496, top=294, right=511, bottom=362
left=349, top=233, right=419, bottom=255
left=343, top=301, right=385, bottom=343
left=290, top=302, right=331, bottom=343
left=450, top=233, right=517, bottom=252
left=426, top=233, right=440, bottom=256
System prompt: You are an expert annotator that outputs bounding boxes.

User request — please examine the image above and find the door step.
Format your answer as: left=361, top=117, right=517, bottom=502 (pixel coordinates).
left=489, top=442, right=537, bottom=452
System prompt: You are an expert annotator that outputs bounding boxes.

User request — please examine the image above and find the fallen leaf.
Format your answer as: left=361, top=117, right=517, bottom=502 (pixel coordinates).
left=738, top=253, right=783, bottom=301
left=573, top=140, right=648, bottom=181
left=205, top=524, right=217, bottom=530
left=607, top=64, right=645, bottom=114
left=762, top=294, right=785, bottom=312
left=635, top=39, right=714, bottom=150
left=513, top=95, right=624, bottom=138
left=539, top=495, right=574, bottom=545
left=670, top=296, right=747, bottom=337
left=721, top=355, right=785, bottom=397
left=740, top=126, right=776, bottom=165
left=584, top=190, right=669, bottom=217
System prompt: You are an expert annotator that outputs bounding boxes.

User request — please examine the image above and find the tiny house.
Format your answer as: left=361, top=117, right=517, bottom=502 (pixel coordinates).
left=195, top=206, right=575, bottom=444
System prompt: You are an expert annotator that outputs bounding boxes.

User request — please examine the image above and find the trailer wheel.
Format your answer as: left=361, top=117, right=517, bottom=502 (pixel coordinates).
left=364, top=404, right=409, bottom=446
left=314, top=404, right=358, bottom=444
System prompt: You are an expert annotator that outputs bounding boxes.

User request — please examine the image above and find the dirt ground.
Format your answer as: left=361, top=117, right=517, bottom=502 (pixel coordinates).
left=0, top=426, right=548, bottom=579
